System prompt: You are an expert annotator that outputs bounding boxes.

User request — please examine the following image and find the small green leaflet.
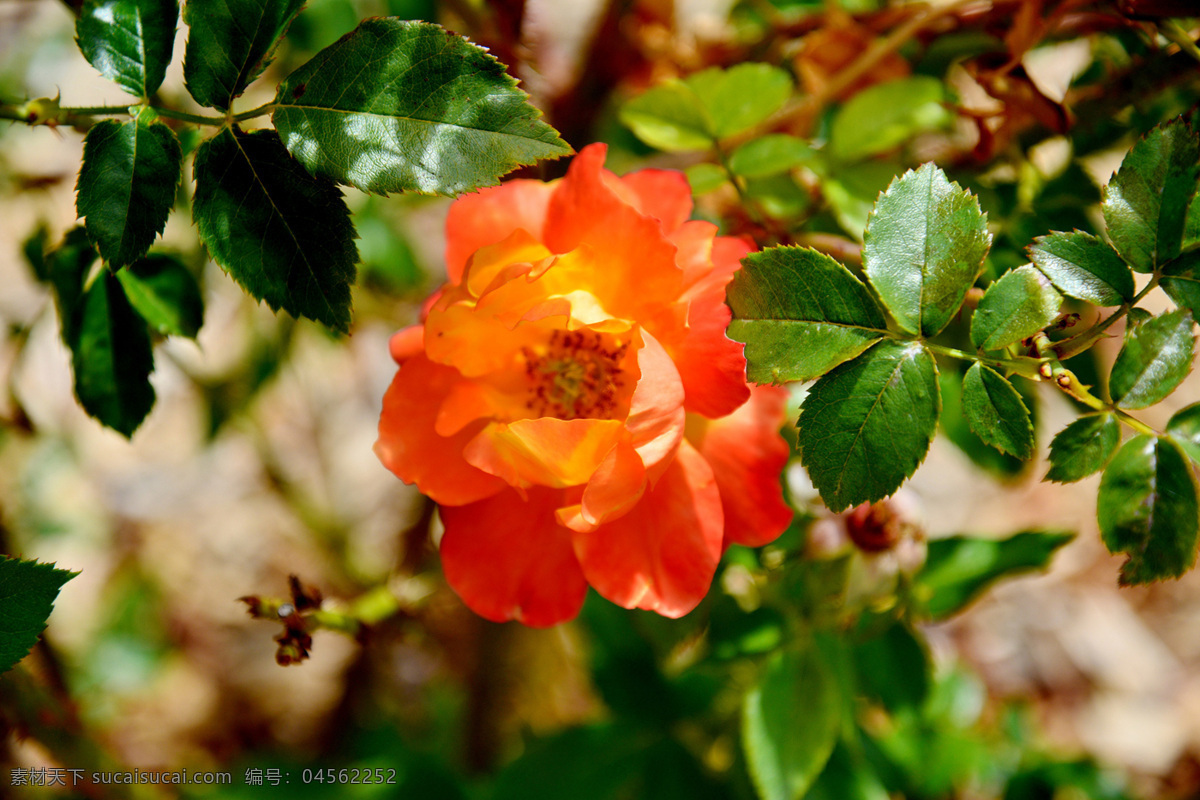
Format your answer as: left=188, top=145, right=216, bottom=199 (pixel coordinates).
left=115, top=255, right=204, bottom=338
left=743, top=644, right=840, bottom=800
left=273, top=19, right=570, bottom=196
left=1098, top=435, right=1199, bottom=585
left=960, top=363, right=1034, bottom=460
left=1108, top=309, right=1195, bottom=410
left=862, top=164, right=991, bottom=338
left=620, top=63, right=792, bottom=152
left=797, top=340, right=940, bottom=512
left=183, top=0, right=307, bottom=110
left=76, top=0, right=178, bottom=98
left=726, top=246, right=887, bottom=383
left=851, top=622, right=930, bottom=712
left=1102, top=117, right=1200, bottom=272
left=1161, top=250, right=1200, bottom=317
left=76, top=110, right=182, bottom=268
left=938, top=366, right=1025, bottom=478
left=828, top=76, right=950, bottom=163
left=1168, top=403, right=1200, bottom=465
left=1045, top=414, right=1121, bottom=483
left=729, top=134, right=815, bottom=179
left=970, top=265, right=1062, bottom=351
left=916, top=531, right=1074, bottom=619
left=192, top=127, right=358, bottom=333
left=1028, top=231, right=1134, bottom=306
left=0, top=556, right=78, bottom=675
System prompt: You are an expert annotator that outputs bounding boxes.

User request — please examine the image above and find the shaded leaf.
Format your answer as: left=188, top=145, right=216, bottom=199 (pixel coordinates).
left=829, top=76, right=950, bottom=163
left=0, top=557, right=78, bottom=675
left=1098, top=435, right=1199, bottom=585
left=1028, top=231, right=1135, bottom=306
left=1167, top=403, right=1200, bottom=465
left=916, top=531, right=1074, bottom=619
left=1102, top=117, right=1200, bottom=272
left=115, top=254, right=204, bottom=338
left=938, top=365, right=1026, bottom=478
left=821, top=158, right=901, bottom=242
left=797, top=340, right=940, bottom=512
left=961, top=363, right=1035, bottom=459
left=76, top=111, right=181, bottom=267
left=1045, top=414, right=1121, bottom=483
left=970, top=265, right=1062, bottom=351
left=1109, top=309, right=1195, bottom=409
left=730, top=134, right=815, bottom=179
left=46, top=228, right=99, bottom=346
left=743, top=643, right=841, bottom=800
left=727, top=246, right=887, bottom=383
left=1161, top=250, right=1200, bottom=316
left=183, top=0, right=307, bottom=110
left=76, top=0, right=178, bottom=97
left=273, top=19, right=569, bottom=196
left=863, top=164, right=991, bottom=337
left=192, top=127, right=357, bottom=332
left=852, top=621, right=930, bottom=712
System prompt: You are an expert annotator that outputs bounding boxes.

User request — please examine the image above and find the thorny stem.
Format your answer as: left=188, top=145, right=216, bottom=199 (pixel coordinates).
left=1162, top=20, right=1200, bottom=67
left=1031, top=333, right=1158, bottom=437
left=1052, top=276, right=1160, bottom=361
left=1, top=98, right=276, bottom=129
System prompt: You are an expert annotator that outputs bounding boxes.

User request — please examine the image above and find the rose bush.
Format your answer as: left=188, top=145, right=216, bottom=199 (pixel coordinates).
left=376, top=144, right=792, bottom=626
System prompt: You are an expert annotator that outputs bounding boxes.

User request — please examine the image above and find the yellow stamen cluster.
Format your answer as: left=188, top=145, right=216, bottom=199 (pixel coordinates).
left=523, top=329, right=628, bottom=420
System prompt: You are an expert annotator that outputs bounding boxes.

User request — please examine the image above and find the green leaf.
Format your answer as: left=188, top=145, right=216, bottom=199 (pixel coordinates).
left=1102, top=117, right=1200, bottom=272
left=1161, top=250, right=1200, bottom=317
left=272, top=19, right=570, bottom=196
left=821, top=158, right=901, bottom=242
left=46, top=228, right=99, bottom=346
left=76, top=111, right=182, bottom=268
left=1098, top=435, right=1199, bottom=585
left=72, top=270, right=157, bottom=437
left=1167, top=403, right=1200, bottom=465
left=852, top=622, right=930, bottom=712
left=192, top=127, right=358, bottom=333
left=797, top=340, right=940, bottom=512
left=727, top=246, right=887, bottom=383
left=961, top=363, right=1035, bottom=459
left=916, top=531, right=1074, bottom=619
left=621, top=64, right=792, bottom=151
left=684, top=163, right=727, bottom=195
left=1028, top=231, right=1135, bottom=306
left=1108, top=308, right=1195, bottom=409
left=730, top=134, right=815, bottom=179
left=115, top=254, right=204, bottom=338
left=938, top=365, right=1025, bottom=478
left=0, top=556, right=77, bottom=675
left=76, top=0, right=178, bottom=97
left=743, top=643, right=841, bottom=800
left=829, top=76, right=950, bottom=163
left=1045, top=413, right=1121, bottom=483
left=970, top=265, right=1062, bottom=351
left=183, top=0, right=306, bottom=110
left=862, top=163, right=991, bottom=338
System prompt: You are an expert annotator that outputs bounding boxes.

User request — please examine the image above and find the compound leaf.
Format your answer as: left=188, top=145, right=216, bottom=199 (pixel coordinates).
left=1045, top=414, right=1121, bottom=483
left=727, top=246, right=887, bottom=383
left=273, top=19, right=570, bottom=196
left=797, top=340, right=940, bottom=512
left=192, top=127, right=357, bottom=332
left=863, top=164, right=991, bottom=338
left=729, top=134, right=815, bottom=179
left=970, top=265, right=1062, bottom=351
left=829, top=76, right=950, bottom=163
left=183, top=0, right=307, bottom=110
left=76, top=111, right=181, bottom=268
left=1109, top=309, right=1195, bottom=409
left=1028, top=231, right=1135, bottom=306
left=1098, top=435, right=1199, bottom=585
left=115, top=254, right=204, bottom=338
left=961, top=363, right=1034, bottom=459
left=0, top=557, right=78, bottom=675
left=76, top=0, right=178, bottom=97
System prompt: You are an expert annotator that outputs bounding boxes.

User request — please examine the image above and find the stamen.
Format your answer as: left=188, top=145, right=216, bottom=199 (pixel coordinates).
left=521, top=329, right=628, bottom=420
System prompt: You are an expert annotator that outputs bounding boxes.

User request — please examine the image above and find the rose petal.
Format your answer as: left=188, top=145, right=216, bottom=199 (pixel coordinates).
left=389, top=325, right=424, bottom=364
left=688, top=386, right=792, bottom=547
left=465, top=417, right=625, bottom=488
left=445, top=180, right=556, bottom=284
left=620, top=168, right=693, bottom=234
left=573, top=440, right=722, bottom=617
left=626, top=331, right=686, bottom=480
left=375, top=355, right=506, bottom=505
left=440, top=487, right=587, bottom=626
left=672, top=282, right=751, bottom=418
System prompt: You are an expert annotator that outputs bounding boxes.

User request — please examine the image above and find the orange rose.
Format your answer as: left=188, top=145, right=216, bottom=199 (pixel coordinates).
left=376, top=144, right=791, bottom=626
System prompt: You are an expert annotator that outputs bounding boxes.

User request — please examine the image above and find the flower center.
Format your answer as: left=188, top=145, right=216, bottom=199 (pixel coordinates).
left=523, top=329, right=628, bottom=420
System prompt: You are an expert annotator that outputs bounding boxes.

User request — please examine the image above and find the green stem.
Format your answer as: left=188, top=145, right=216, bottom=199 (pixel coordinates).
left=1162, top=20, right=1200, bottom=67
left=233, top=102, right=276, bottom=122
left=150, top=106, right=227, bottom=125
left=1053, top=276, right=1160, bottom=361
left=920, top=341, right=1046, bottom=380
left=1031, top=333, right=1158, bottom=437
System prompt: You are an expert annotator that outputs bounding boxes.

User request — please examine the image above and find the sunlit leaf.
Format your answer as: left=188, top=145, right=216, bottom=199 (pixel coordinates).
left=1045, top=414, right=1121, bottom=483
left=1108, top=309, right=1195, bottom=409
left=829, top=76, right=950, bottom=163
left=1028, top=231, right=1134, bottom=306
left=273, top=19, right=570, bottom=196
left=685, top=163, right=727, bottom=195
left=192, top=127, right=358, bottom=332
left=961, top=363, right=1035, bottom=459
left=727, top=246, right=887, bottom=383
left=1098, top=435, right=1199, bottom=585
left=1103, top=117, right=1200, bottom=272
left=76, top=110, right=181, bottom=267
left=0, top=556, right=78, bottom=675
left=863, top=164, right=991, bottom=337
left=183, top=0, right=306, bottom=110
left=730, top=134, right=815, bottom=179
left=797, top=340, right=939, bottom=512
left=115, top=254, right=204, bottom=338
left=970, top=265, right=1062, bottom=351
left=76, top=0, right=178, bottom=97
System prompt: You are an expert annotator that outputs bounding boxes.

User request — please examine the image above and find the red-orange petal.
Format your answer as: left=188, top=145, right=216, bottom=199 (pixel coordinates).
left=444, top=179, right=556, bottom=284
left=688, top=386, right=792, bottom=547
left=619, top=168, right=693, bottom=234
left=464, top=417, right=625, bottom=489
left=572, top=440, right=722, bottom=617
left=375, top=354, right=506, bottom=506
left=673, top=282, right=751, bottom=418
left=440, top=487, right=587, bottom=626
left=388, top=325, right=424, bottom=364
left=625, top=331, right=686, bottom=481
